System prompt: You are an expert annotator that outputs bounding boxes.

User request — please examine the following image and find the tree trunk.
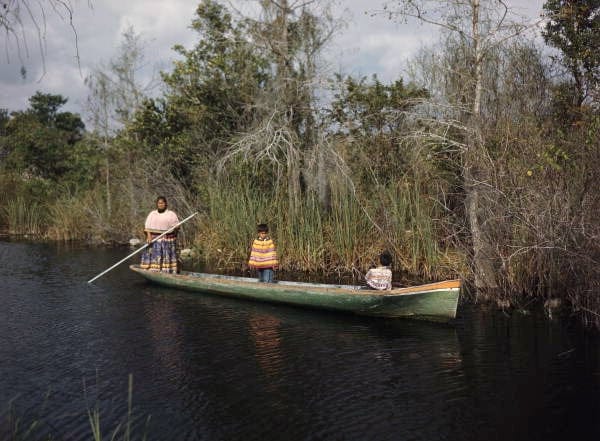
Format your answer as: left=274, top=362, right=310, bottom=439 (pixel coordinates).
left=465, top=0, right=499, bottom=291
left=464, top=151, right=499, bottom=290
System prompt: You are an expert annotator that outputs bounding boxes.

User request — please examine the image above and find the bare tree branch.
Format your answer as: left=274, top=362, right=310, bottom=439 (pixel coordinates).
left=1, top=0, right=86, bottom=78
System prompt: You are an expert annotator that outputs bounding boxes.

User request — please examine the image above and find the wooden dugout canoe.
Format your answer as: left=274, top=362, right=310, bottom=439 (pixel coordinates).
left=130, top=265, right=461, bottom=322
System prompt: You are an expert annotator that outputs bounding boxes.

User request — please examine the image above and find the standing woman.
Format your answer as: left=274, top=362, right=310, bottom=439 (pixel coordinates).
left=140, top=196, right=180, bottom=273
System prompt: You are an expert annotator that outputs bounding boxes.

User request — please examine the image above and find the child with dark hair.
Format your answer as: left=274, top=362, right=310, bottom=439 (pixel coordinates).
left=365, top=251, right=393, bottom=290
left=248, top=223, right=279, bottom=283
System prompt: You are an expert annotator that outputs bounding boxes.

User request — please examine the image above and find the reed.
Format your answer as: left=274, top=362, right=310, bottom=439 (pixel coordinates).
left=4, top=197, right=46, bottom=236
left=41, top=153, right=197, bottom=244
left=201, top=176, right=369, bottom=273
left=369, top=180, right=448, bottom=280
left=43, top=186, right=126, bottom=242
left=203, top=176, right=271, bottom=269
left=87, top=374, right=148, bottom=441
left=46, top=193, right=93, bottom=241
left=197, top=172, right=457, bottom=277
left=276, top=192, right=325, bottom=271
left=1, top=376, right=149, bottom=441
left=347, top=179, right=462, bottom=282
left=1, top=392, right=52, bottom=441
left=326, top=182, right=371, bottom=271
left=2, top=400, right=40, bottom=441
left=0, top=173, right=18, bottom=229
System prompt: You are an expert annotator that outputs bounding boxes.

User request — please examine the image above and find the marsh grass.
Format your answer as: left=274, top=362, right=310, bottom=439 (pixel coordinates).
left=202, top=177, right=371, bottom=273
left=193, top=166, right=468, bottom=280
left=203, top=176, right=271, bottom=269
left=381, top=181, right=443, bottom=279
left=326, top=183, right=371, bottom=271
left=2, top=376, right=149, bottom=441
left=1, top=392, right=53, bottom=441
left=4, top=197, right=46, bottom=236
left=87, top=374, right=149, bottom=441
left=276, top=192, right=324, bottom=271
left=39, top=153, right=197, bottom=244
left=46, top=193, right=92, bottom=241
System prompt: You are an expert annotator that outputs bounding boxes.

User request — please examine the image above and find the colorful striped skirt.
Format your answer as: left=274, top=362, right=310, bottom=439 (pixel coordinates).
left=140, top=234, right=178, bottom=273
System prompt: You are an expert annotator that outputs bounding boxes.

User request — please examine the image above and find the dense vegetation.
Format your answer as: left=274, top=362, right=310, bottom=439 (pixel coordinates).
left=0, top=0, right=598, bottom=324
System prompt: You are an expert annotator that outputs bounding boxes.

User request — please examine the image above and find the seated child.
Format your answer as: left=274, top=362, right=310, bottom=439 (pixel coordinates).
left=365, top=251, right=393, bottom=290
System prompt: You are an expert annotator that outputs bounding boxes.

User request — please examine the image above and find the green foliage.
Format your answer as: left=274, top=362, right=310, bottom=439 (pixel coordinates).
left=541, top=144, right=570, bottom=171
left=126, top=0, right=268, bottom=186
left=61, top=138, right=104, bottom=191
left=327, top=74, right=429, bottom=185
left=329, top=74, right=429, bottom=135
left=128, top=98, right=193, bottom=176
left=29, top=92, right=67, bottom=124
left=0, top=108, right=8, bottom=134
left=1, top=92, right=87, bottom=182
left=135, top=0, right=269, bottom=182
left=542, top=0, right=600, bottom=106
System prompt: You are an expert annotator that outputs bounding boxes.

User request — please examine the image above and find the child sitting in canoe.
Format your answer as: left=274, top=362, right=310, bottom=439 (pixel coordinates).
left=248, top=223, right=279, bottom=283
left=365, top=251, right=393, bottom=290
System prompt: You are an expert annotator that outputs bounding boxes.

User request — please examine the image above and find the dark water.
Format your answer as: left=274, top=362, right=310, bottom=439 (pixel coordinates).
left=1, top=240, right=600, bottom=441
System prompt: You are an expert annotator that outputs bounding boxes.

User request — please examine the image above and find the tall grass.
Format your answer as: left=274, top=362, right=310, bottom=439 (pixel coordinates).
left=276, top=192, right=324, bottom=271
left=1, top=389, right=60, bottom=441
left=2, top=376, right=149, bottom=441
left=0, top=148, right=465, bottom=285
left=4, top=197, right=45, bottom=236
left=197, top=170, right=461, bottom=278
left=327, top=183, right=371, bottom=272
left=203, top=176, right=271, bottom=269
left=2, top=397, right=46, bottom=441
left=202, top=177, right=378, bottom=273
left=42, top=153, right=197, bottom=244
left=46, top=194, right=92, bottom=241
left=87, top=374, right=149, bottom=441
left=381, top=180, right=442, bottom=279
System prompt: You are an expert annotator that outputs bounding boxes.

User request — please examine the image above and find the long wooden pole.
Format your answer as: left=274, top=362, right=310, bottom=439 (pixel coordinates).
left=87, top=211, right=198, bottom=284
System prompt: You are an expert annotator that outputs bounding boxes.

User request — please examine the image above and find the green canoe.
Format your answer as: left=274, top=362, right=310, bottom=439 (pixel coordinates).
left=130, top=265, right=461, bottom=322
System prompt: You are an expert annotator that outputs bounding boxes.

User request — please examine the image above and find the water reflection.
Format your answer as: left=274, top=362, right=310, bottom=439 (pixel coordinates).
left=248, top=313, right=283, bottom=379
left=145, top=297, right=186, bottom=374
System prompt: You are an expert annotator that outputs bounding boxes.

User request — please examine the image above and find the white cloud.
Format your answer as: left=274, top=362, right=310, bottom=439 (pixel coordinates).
left=0, top=0, right=546, bottom=116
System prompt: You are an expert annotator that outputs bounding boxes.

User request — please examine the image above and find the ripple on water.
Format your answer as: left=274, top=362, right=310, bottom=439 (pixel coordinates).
left=3, top=241, right=600, bottom=441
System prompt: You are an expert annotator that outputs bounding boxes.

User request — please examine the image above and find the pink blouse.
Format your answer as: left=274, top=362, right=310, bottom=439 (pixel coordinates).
left=144, top=209, right=179, bottom=233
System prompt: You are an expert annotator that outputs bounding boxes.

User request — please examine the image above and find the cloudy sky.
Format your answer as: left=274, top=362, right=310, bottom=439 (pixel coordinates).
left=0, top=0, right=545, bottom=119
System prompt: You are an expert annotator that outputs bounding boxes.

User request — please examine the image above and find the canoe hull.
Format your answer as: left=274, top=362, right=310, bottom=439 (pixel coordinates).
left=129, top=265, right=460, bottom=322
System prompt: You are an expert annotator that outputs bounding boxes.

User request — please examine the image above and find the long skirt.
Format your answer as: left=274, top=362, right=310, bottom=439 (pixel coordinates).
left=140, top=237, right=178, bottom=273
